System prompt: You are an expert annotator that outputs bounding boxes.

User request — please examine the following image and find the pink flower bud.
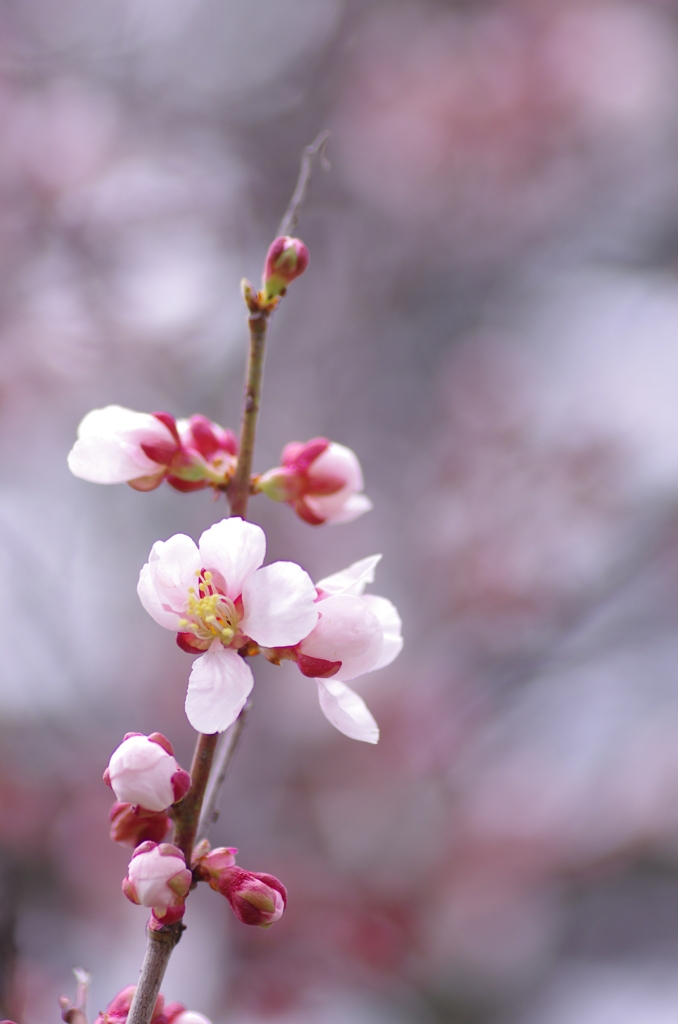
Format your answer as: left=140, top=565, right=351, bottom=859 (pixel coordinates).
left=122, top=842, right=192, bottom=927
left=195, top=846, right=286, bottom=928
left=109, top=802, right=170, bottom=848
left=105, top=734, right=191, bottom=812
left=93, top=986, right=167, bottom=1024
left=262, top=236, right=309, bottom=299
left=68, top=405, right=239, bottom=493
left=257, top=439, right=372, bottom=525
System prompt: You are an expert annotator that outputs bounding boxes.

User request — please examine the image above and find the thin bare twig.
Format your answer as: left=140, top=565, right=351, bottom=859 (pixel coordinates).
left=277, top=130, right=330, bottom=238
left=197, top=700, right=252, bottom=842
left=58, top=967, right=91, bottom=1024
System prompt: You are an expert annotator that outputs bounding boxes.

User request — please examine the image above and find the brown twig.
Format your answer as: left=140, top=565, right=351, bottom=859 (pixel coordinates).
left=126, top=925, right=184, bottom=1024
left=277, top=130, right=330, bottom=239
left=227, top=310, right=269, bottom=519
left=58, top=967, right=91, bottom=1024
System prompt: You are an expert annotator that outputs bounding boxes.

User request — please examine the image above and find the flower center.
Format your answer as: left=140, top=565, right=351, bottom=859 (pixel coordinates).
left=178, top=570, right=240, bottom=645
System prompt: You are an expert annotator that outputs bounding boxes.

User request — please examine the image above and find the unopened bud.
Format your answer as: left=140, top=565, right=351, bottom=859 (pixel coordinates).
left=195, top=845, right=286, bottom=928
left=262, top=236, right=309, bottom=299
left=105, top=733, right=191, bottom=812
left=122, top=842, right=192, bottom=927
left=109, top=802, right=170, bottom=848
left=256, top=438, right=372, bottom=525
left=93, top=985, right=167, bottom=1024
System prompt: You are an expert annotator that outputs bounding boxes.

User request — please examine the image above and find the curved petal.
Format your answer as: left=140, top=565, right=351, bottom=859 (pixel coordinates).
left=326, top=493, right=374, bottom=524
left=68, top=406, right=174, bottom=483
left=299, top=594, right=382, bottom=681
left=361, top=595, right=403, bottom=671
left=241, top=562, right=318, bottom=647
left=198, top=518, right=265, bottom=600
left=185, top=643, right=253, bottom=733
left=317, top=678, right=379, bottom=744
left=138, top=534, right=200, bottom=630
left=308, top=443, right=363, bottom=492
left=316, top=555, right=382, bottom=598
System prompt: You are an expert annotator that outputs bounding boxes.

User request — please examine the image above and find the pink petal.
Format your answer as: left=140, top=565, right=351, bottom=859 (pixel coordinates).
left=361, top=595, right=403, bottom=670
left=308, top=442, right=363, bottom=492
left=198, top=518, right=265, bottom=600
left=316, top=678, right=379, bottom=744
left=316, top=555, right=382, bottom=598
left=185, top=643, right=253, bottom=733
left=138, top=534, right=201, bottom=630
left=240, top=562, right=318, bottom=648
left=68, top=405, right=174, bottom=483
left=299, top=594, right=382, bottom=681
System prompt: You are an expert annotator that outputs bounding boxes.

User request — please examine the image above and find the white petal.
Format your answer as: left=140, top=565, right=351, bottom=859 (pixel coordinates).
left=240, top=562, right=318, bottom=647
left=300, top=594, right=382, bottom=681
left=198, top=518, right=266, bottom=600
left=317, top=678, right=379, bottom=743
left=108, top=735, right=176, bottom=811
left=361, top=595, right=403, bottom=671
left=68, top=406, right=174, bottom=483
left=185, top=643, right=253, bottom=733
left=326, top=493, right=373, bottom=524
left=137, top=534, right=201, bottom=630
left=316, top=555, right=382, bottom=598
left=308, top=442, right=363, bottom=491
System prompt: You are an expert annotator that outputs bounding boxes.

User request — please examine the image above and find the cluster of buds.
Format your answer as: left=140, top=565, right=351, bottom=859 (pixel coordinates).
left=68, top=407, right=238, bottom=493
left=255, top=438, right=372, bottom=525
left=94, top=985, right=211, bottom=1024
left=104, top=733, right=191, bottom=848
left=192, top=841, right=287, bottom=928
left=68, top=409, right=371, bottom=529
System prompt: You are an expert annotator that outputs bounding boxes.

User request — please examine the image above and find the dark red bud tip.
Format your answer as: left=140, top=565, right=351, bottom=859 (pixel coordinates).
left=176, top=631, right=209, bottom=654
left=296, top=653, right=342, bottom=679
left=103, top=767, right=112, bottom=788
left=123, top=732, right=145, bottom=741
left=291, top=438, right=330, bottom=473
left=148, top=732, right=174, bottom=755
left=151, top=411, right=181, bottom=444
left=150, top=903, right=185, bottom=929
left=171, top=768, right=191, bottom=804
left=294, top=498, right=326, bottom=526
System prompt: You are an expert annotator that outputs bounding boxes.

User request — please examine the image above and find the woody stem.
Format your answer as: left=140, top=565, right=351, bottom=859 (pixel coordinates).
left=228, top=310, right=269, bottom=518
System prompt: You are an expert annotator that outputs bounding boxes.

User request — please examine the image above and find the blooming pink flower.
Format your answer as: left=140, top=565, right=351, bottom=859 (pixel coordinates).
left=109, top=802, right=171, bottom=848
left=104, top=733, right=191, bottom=812
left=256, top=438, right=372, bottom=525
left=137, top=517, right=318, bottom=733
left=67, top=405, right=238, bottom=492
left=272, top=555, right=402, bottom=743
left=262, top=235, right=309, bottom=299
left=122, top=842, right=192, bottom=928
left=194, top=844, right=287, bottom=928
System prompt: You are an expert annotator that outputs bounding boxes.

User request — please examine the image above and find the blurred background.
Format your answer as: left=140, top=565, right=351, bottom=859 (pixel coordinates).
left=3, top=0, right=678, bottom=1020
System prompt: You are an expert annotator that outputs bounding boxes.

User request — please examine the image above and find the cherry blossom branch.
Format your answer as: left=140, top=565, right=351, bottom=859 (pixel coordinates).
left=124, top=137, right=324, bottom=1024
left=126, top=924, right=184, bottom=1024
left=173, top=732, right=220, bottom=860
left=277, top=129, right=330, bottom=238
left=228, top=310, right=269, bottom=518
left=197, top=699, right=251, bottom=841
